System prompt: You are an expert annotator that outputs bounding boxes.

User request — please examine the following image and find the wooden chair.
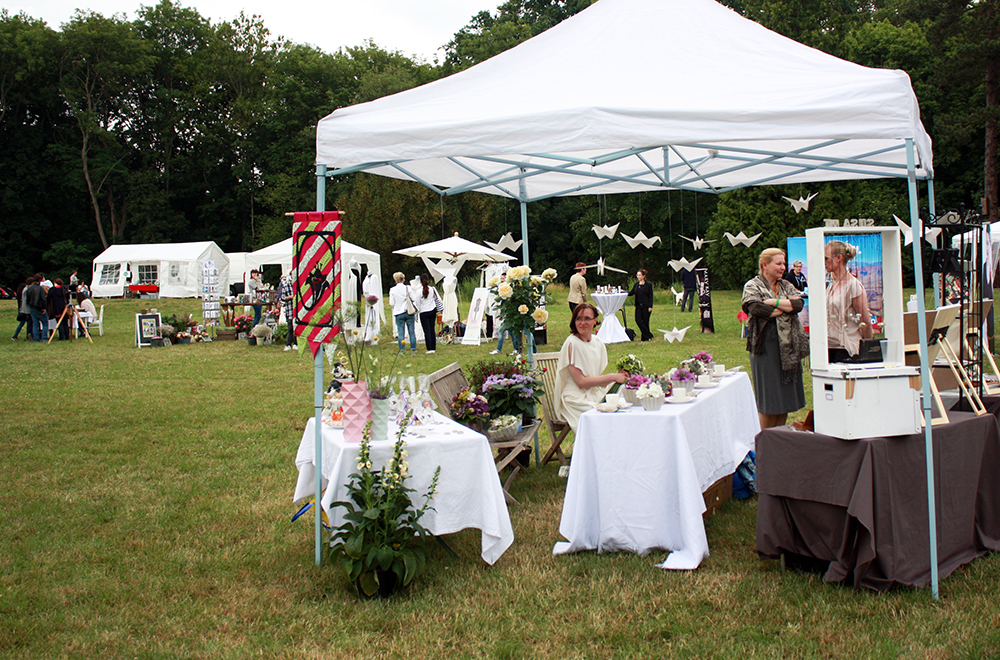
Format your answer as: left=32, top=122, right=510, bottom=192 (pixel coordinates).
left=427, top=361, right=540, bottom=504
left=535, top=352, right=572, bottom=466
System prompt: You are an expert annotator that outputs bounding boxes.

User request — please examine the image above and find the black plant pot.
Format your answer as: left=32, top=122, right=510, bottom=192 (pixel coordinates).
left=356, top=570, right=398, bottom=599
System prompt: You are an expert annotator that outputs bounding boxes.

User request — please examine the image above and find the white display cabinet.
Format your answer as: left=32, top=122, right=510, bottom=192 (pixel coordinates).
left=806, top=226, right=921, bottom=438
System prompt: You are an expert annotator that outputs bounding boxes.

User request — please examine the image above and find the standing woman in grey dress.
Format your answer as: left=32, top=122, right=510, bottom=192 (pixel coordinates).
left=741, top=247, right=809, bottom=430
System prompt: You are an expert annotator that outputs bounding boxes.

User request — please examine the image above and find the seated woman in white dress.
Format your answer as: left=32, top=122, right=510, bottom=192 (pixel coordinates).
left=554, top=303, right=627, bottom=431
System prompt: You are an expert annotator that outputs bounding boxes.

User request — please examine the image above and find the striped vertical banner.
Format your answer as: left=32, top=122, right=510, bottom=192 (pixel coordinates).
left=292, top=212, right=342, bottom=356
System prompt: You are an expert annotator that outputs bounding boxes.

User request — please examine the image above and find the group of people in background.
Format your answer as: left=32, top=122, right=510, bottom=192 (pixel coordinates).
left=12, top=271, right=96, bottom=343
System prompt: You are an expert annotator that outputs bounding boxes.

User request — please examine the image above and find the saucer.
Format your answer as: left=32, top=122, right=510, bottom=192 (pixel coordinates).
left=694, top=381, right=719, bottom=389
left=666, top=395, right=694, bottom=404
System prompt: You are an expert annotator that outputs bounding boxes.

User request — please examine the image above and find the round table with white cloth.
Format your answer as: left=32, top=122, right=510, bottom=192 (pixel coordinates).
left=591, top=292, right=630, bottom=343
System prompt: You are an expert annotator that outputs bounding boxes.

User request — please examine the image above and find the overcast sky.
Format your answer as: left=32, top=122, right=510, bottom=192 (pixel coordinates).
left=5, top=0, right=499, bottom=62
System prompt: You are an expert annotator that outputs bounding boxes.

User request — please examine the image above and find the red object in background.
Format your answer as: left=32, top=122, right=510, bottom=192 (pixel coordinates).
left=128, top=285, right=159, bottom=293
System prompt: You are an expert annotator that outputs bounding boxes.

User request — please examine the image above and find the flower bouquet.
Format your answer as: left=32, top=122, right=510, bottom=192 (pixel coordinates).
left=450, top=388, right=489, bottom=430
left=621, top=373, right=650, bottom=404
left=488, top=265, right=557, bottom=353
left=636, top=382, right=666, bottom=410
left=486, top=414, right=521, bottom=442
left=668, top=367, right=696, bottom=394
left=233, top=314, right=253, bottom=334
left=616, top=354, right=644, bottom=376
left=692, top=351, right=713, bottom=367
left=680, top=357, right=707, bottom=376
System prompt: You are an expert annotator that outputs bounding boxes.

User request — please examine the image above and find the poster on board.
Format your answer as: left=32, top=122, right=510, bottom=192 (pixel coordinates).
left=136, top=312, right=162, bottom=347
left=462, top=287, right=490, bottom=345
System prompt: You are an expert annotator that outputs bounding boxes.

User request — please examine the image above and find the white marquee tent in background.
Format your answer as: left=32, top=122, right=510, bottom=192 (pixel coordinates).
left=91, top=241, right=230, bottom=299
left=311, top=0, right=945, bottom=594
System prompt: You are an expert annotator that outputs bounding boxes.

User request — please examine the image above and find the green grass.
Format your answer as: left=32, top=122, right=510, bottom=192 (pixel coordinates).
left=1, top=289, right=997, bottom=659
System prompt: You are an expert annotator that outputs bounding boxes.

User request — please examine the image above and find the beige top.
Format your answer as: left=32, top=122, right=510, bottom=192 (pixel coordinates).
left=826, top=274, right=867, bottom=355
left=554, top=333, right=609, bottom=432
left=568, top=272, right=588, bottom=305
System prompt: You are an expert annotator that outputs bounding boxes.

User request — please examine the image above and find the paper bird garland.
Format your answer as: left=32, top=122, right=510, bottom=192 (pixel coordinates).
left=668, top=257, right=702, bottom=272
left=484, top=232, right=523, bottom=254
left=724, top=231, right=762, bottom=247
left=658, top=326, right=691, bottom=343
left=583, top=257, right=627, bottom=276
left=781, top=192, right=818, bottom=213
left=591, top=223, right=620, bottom=240
left=670, top=286, right=684, bottom=305
left=621, top=231, right=661, bottom=249
left=679, top=235, right=716, bottom=250
left=893, top=214, right=942, bottom=247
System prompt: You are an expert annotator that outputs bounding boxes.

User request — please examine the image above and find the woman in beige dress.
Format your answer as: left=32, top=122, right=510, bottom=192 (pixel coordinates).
left=554, top=303, right=627, bottom=431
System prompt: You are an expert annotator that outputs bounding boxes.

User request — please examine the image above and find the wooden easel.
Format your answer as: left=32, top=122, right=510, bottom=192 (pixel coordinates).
left=47, top=305, right=93, bottom=344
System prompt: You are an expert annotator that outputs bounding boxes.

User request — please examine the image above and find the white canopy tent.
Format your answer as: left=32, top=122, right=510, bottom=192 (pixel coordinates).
left=311, top=0, right=946, bottom=593
left=245, top=238, right=385, bottom=327
left=225, top=252, right=249, bottom=293
left=91, top=241, right=230, bottom=298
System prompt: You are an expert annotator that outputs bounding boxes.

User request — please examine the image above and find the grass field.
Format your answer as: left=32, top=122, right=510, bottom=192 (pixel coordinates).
left=2, top=287, right=998, bottom=659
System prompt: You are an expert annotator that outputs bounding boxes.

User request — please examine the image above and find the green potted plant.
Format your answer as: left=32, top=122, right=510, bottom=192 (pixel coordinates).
left=329, top=413, right=441, bottom=599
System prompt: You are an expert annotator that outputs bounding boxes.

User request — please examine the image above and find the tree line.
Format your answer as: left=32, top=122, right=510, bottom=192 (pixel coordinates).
left=1, top=0, right=996, bottom=289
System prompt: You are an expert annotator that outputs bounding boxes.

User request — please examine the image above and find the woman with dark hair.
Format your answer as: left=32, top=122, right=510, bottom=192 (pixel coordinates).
left=742, top=247, right=808, bottom=430
left=552, top=302, right=627, bottom=432
left=627, top=268, right=654, bottom=341
left=417, top=273, right=442, bottom=354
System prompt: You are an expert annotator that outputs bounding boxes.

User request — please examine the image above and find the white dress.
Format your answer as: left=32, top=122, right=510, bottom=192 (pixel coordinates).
left=442, top=275, right=459, bottom=325
left=554, top=334, right=610, bottom=432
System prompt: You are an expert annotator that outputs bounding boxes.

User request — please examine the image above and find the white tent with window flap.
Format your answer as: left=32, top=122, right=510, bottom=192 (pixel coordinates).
left=91, top=241, right=230, bottom=299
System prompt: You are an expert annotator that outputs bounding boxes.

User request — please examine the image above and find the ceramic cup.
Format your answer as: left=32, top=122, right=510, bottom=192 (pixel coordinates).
left=604, top=392, right=620, bottom=407
left=714, top=364, right=726, bottom=375
left=698, top=374, right=712, bottom=386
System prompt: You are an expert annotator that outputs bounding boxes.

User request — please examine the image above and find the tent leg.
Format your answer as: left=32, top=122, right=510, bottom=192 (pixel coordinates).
left=908, top=140, right=939, bottom=600
left=314, top=164, right=327, bottom=567
left=519, top=175, right=530, bottom=268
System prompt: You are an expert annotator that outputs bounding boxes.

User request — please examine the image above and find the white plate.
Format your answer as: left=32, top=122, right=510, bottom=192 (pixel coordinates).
left=594, top=402, right=626, bottom=412
left=666, top=396, right=695, bottom=404
left=694, top=381, right=719, bottom=389
left=617, top=401, right=633, bottom=410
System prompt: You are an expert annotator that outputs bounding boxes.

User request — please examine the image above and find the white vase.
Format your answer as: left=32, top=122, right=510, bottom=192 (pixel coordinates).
left=640, top=396, right=665, bottom=411
left=622, top=388, right=638, bottom=405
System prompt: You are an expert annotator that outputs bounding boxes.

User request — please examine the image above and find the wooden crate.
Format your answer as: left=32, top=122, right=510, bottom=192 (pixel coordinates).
left=702, top=474, right=732, bottom=518
left=215, top=329, right=237, bottom=341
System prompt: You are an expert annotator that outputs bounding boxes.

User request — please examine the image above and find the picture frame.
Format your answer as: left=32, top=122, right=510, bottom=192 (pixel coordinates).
left=136, top=312, right=162, bottom=347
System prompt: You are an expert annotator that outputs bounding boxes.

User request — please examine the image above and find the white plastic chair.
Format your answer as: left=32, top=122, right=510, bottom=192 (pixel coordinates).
left=89, top=305, right=105, bottom=336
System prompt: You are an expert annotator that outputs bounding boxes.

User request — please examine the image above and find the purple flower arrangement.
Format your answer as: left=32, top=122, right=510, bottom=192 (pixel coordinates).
left=667, top=367, right=696, bottom=383
left=623, top=374, right=652, bottom=390
left=451, top=388, right=489, bottom=426
left=692, top=351, right=714, bottom=365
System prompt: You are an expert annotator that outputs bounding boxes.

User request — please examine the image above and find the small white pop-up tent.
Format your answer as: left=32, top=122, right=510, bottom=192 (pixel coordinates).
left=225, top=251, right=249, bottom=294
left=91, top=241, right=230, bottom=298
left=245, top=238, right=384, bottom=327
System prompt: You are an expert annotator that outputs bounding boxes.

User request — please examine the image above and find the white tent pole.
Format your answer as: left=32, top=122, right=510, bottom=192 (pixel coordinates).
left=928, top=180, right=941, bottom=307
left=907, top=140, right=939, bottom=600
left=313, top=164, right=327, bottom=567
left=519, top=172, right=530, bottom=268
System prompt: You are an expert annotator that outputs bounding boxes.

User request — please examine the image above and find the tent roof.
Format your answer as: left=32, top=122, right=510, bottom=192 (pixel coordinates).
left=94, top=241, right=223, bottom=262
left=316, top=0, right=933, bottom=201
left=247, top=238, right=380, bottom=262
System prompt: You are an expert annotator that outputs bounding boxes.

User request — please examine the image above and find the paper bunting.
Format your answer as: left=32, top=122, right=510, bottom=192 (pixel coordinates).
left=668, top=257, right=702, bottom=272
left=592, top=223, right=620, bottom=240
left=679, top=235, right=715, bottom=250
left=670, top=286, right=684, bottom=305
left=893, top=214, right=942, bottom=247
left=658, top=326, right=691, bottom=343
left=484, top=232, right=523, bottom=254
left=583, top=257, right=627, bottom=276
left=621, top=231, right=661, bottom=249
left=723, top=231, right=762, bottom=247
left=781, top=192, right=818, bottom=213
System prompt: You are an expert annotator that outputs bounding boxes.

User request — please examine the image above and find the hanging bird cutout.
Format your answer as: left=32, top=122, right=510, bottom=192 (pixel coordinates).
left=670, top=286, right=684, bottom=306
left=485, top=232, right=523, bottom=253
left=658, top=326, right=691, bottom=343
left=679, top=235, right=715, bottom=250
left=893, top=214, right=942, bottom=247
left=724, top=231, right=762, bottom=247
left=592, top=223, right=620, bottom=240
left=582, top=256, right=628, bottom=276
left=668, top=257, right=703, bottom=272
left=781, top=192, right=818, bottom=214
left=621, top=231, right=661, bottom=249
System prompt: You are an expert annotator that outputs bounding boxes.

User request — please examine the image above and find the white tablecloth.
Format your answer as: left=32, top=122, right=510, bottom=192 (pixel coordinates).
left=554, top=371, right=759, bottom=569
left=293, top=411, right=513, bottom=565
left=592, top=292, right=630, bottom=343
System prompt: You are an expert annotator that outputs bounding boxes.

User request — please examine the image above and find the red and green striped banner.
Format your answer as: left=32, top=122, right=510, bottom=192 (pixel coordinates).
left=292, top=212, right=342, bottom=356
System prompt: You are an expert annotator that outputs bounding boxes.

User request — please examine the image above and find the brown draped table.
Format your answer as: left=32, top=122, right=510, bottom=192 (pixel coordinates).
left=756, top=411, right=1000, bottom=591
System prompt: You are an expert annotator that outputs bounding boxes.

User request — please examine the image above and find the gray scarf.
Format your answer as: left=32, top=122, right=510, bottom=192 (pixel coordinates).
left=743, top=276, right=809, bottom=382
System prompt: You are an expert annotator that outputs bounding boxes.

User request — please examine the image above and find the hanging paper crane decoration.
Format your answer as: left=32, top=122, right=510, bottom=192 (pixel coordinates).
left=582, top=256, right=628, bottom=276
left=670, top=286, right=684, bottom=305
left=781, top=192, right=818, bottom=213
left=679, top=235, right=716, bottom=250
left=591, top=223, right=620, bottom=240
left=723, top=231, right=762, bottom=247
left=485, top=232, right=523, bottom=253
left=668, top=256, right=703, bottom=272
left=621, top=231, right=661, bottom=249
left=658, top=326, right=691, bottom=343
left=893, top=214, right=942, bottom=247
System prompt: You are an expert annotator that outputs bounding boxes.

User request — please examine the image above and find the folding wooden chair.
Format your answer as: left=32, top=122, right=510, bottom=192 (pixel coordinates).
left=534, top=352, right=572, bottom=466
left=428, top=362, right=539, bottom=504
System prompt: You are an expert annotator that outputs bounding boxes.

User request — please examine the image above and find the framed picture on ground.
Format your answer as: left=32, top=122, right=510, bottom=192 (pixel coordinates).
left=136, top=312, right=162, bottom=347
